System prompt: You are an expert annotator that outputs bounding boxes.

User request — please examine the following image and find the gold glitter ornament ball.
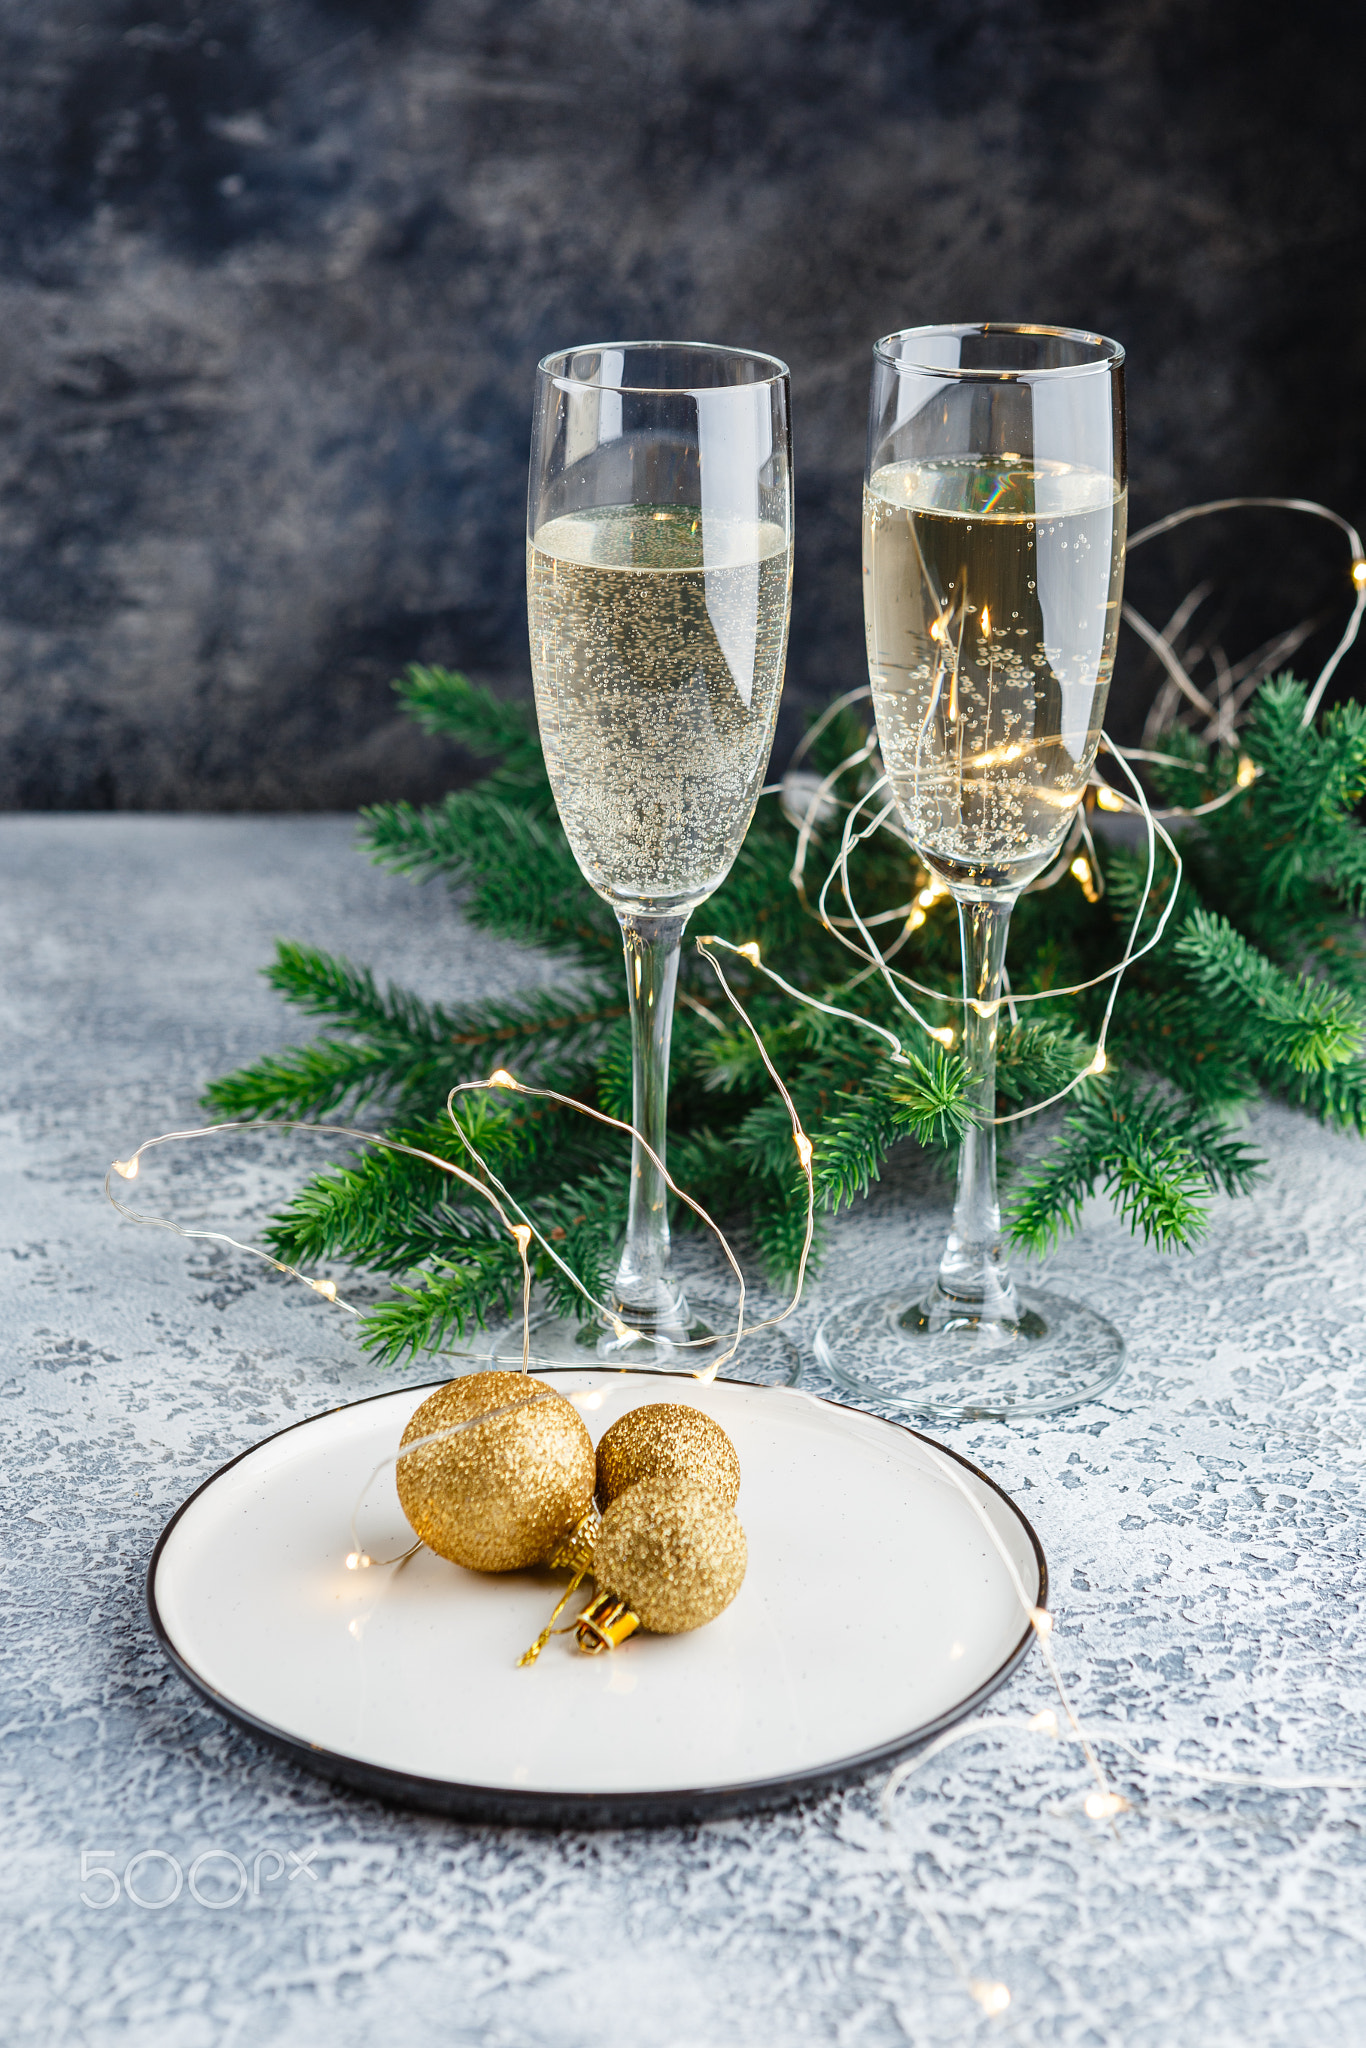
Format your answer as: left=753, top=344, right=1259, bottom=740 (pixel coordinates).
left=397, top=1373, right=595, bottom=1573
left=592, top=1479, right=747, bottom=1634
left=595, top=1403, right=741, bottom=1511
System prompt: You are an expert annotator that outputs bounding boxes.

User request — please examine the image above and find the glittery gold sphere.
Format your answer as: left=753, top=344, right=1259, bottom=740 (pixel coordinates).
left=593, top=1479, right=747, bottom=1634
left=595, top=1403, right=741, bottom=1511
left=397, top=1373, right=595, bottom=1573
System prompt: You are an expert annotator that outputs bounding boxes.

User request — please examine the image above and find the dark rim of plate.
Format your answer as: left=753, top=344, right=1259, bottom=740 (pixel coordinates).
left=146, top=1370, right=1048, bottom=1829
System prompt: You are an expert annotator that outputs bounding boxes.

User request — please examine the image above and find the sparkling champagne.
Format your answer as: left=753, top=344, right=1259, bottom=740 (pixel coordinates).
left=864, top=457, right=1126, bottom=890
left=528, top=504, right=791, bottom=913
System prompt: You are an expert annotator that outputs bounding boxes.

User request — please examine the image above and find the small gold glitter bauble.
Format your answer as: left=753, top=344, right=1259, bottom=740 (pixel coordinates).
left=397, top=1372, right=595, bottom=1573
left=595, top=1403, right=741, bottom=1511
left=591, top=1479, right=747, bottom=1635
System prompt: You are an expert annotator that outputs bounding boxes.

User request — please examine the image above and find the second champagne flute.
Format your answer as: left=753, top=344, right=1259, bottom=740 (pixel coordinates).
left=511, top=341, right=794, bottom=1373
left=815, top=322, right=1128, bottom=1419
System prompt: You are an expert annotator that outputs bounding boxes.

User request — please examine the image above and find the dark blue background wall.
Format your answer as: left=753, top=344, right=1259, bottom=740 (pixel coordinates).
left=1, top=0, right=1361, bottom=807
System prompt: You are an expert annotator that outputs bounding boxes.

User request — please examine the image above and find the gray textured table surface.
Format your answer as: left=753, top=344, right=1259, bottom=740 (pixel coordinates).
left=3, top=816, right=1366, bottom=2048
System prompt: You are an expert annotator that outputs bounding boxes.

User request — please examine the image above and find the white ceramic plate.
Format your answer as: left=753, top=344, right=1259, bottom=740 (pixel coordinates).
left=148, top=1370, right=1046, bottom=1823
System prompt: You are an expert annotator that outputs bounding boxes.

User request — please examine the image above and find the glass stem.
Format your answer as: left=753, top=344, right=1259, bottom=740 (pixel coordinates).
left=610, top=910, right=688, bottom=1330
left=936, top=893, right=1020, bottom=1322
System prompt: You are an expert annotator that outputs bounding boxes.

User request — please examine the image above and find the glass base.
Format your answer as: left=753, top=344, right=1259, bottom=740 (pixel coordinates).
left=451, top=1297, right=800, bottom=1386
left=812, top=1282, right=1125, bottom=1421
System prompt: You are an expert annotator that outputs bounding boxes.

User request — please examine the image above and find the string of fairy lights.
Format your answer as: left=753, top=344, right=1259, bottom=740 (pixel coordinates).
left=107, top=493, right=1365, bottom=1357
left=104, top=494, right=1366, bottom=2026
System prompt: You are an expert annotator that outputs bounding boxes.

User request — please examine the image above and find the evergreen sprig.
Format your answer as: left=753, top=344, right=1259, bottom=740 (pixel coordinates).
left=205, top=943, right=625, bottom=1119
left=812, top=1047, right=973, bottom=1213
left=1011, top=1084, right=1264, bottom=1254
left=205, top=665, right=1365, bottom=1359
left=1174, top=910, right=1360, bottom=1074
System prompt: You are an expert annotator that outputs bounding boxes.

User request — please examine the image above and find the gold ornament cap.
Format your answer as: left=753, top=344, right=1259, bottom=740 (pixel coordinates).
left=589, top=1478, right=747, bottom=1639
left=397, top=1372, right=595, bottom=1573
left=595, top=1402, right=741, bottom=1511
left=574, top=1592, right=641, bottom=1654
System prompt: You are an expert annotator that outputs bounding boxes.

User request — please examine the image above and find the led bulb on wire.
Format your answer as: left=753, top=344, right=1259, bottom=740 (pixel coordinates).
left=1070, top=855, right=1101, bottom=904
left=969, top=1982, right=1011, bottom=2018
left=1084, top=1790, right=1130, bottom=1821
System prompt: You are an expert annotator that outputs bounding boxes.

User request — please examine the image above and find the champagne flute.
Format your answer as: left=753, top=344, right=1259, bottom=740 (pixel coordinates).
left=815, top=323, right=1128, bottom=1419
left=493, top=341, right=794, bottom=1374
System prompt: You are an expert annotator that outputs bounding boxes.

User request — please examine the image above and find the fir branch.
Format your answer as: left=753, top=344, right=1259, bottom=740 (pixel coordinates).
left=1107, top=986, right=1259, bottom=1112
left=532, top=1171, right=622, bottom=1322
left=884, top=1045, right=974, bottom=1147
left=1175, top=909, right=1361, bottom=1073
left=1106, top=1132, right=1212, bottom=1248
left=752, top=1180, right=823, bottom=1277
left=264, top=941, right=437, bottom=1034
left=393, top=665, right=546, bottom=790
left=1010, top=1085, right=1262, bottom=1255
left=1278, top=1058, right=1366, bottom=1136
left=806, top=702, right=874, bottom=776
left=361, top=792, right=617, bottom=965
left=994, top=1020, right=1097, bottom=1107
left=1181, top=1114, right=1265, bottom=1199
left=1142, top=727, right=1240, bottom=811
left=1320, top=828, right=1366, bottom=921
left=264, top=1102, right=575, bottom=1267
left=205, top=1038, right=407, bottom=1122
left=734, top=1098, right=808, bottom=1183
left=343, top=1161, right=625, bottom=1360
left=359, top=1252, right=523, bottom=1364
left=204, top=943, right=626, bottom=1120
left=1241, top=677, right=1366, bottom=907
left=696, top=1022, right=775, bottom=1094
left=811, top=1089, right=903, bottom=1213
left=813, top=1047, right=971, bottom=1213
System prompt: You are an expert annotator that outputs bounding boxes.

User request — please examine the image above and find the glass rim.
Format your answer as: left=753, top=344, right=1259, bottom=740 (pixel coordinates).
left=872, top=322, right=1125, bottom=378
left=537, top=339, right=790, bottom=393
